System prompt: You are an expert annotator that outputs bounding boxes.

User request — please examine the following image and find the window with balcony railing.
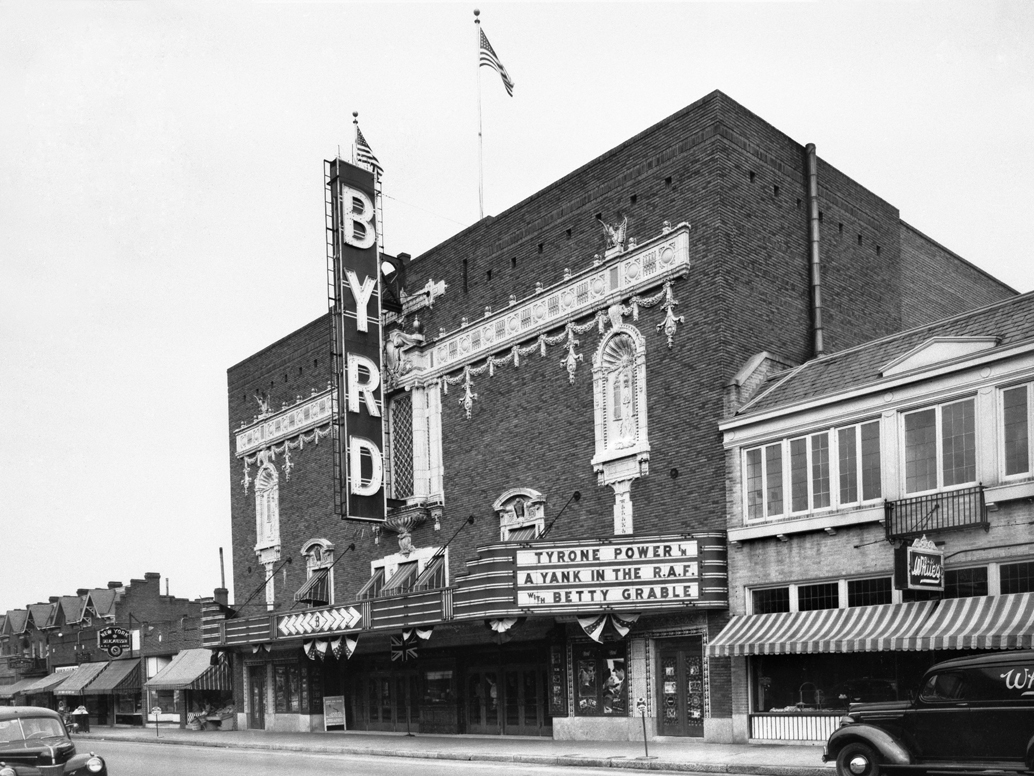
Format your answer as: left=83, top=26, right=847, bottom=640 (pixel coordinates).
left=903, top=398, right=975, bottom=494
left=744, top=420, right=882, bottom=522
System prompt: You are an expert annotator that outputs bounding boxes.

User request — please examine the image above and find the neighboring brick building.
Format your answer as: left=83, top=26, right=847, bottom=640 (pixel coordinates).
left=0, top=573, right=206, bottom=729
left=211, top=91, right=1015, bottom=740
left=713, top=291, right=1034, bottom=743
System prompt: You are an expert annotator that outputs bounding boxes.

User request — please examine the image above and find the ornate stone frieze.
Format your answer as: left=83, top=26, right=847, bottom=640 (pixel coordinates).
left=235, top=389, right=334, bottom=458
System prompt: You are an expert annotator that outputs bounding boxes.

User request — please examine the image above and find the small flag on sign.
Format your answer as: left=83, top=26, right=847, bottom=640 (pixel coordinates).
left=356, top=124, right=383, bottom=175
left=479, top=28, right=514, bottom=97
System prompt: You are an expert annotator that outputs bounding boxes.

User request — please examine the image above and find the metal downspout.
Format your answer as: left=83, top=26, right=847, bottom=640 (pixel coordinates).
left=806, top=143, right=824, bottom=357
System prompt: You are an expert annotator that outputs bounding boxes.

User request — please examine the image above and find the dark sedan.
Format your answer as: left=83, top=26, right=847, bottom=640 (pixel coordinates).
left=0, top=706, right=107, bottom=775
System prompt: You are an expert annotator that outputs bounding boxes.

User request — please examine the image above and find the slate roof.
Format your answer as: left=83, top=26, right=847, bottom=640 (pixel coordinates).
left=741, top=291, right=1034, bottom=416
left=82, top=588, right=119, bottom=620
left=3, top=610, right=29, bottom=635
left=55, top=596, right=82, bottom=626
left=27, top=603, right=55, bottom=629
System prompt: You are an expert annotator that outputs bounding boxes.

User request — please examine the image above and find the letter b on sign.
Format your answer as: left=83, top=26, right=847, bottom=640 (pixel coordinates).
left=342, top=187, right=376, bottom=250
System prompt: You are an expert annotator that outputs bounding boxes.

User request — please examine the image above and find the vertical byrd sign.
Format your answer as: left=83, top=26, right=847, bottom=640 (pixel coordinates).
left=329, top=159, right=385, bottom=521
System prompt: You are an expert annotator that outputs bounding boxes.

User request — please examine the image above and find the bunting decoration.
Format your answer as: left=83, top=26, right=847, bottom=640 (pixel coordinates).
left=577, top=613, right=641, bottom=642
left=487, top=617, right=521, bottom=634
left=304, top=640, right=317, bottom=660
left=331, top=634, right=358, bottom=660
left=251, top=643, right=271, bottom=654
left=315, top=639, right=329, bottom=661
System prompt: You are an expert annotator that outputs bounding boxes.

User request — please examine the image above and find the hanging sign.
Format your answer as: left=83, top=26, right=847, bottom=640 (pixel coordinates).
left=97, top=626, right=132, bottom=658
left=328, top=159, right=385, bottom=521
left=895, top=535, right=944, bottom=592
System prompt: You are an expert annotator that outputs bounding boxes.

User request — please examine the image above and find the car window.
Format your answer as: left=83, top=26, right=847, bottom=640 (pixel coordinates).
left=919, top=672, right=967, bottom=702
left=0, top=717, right=65, bottom=743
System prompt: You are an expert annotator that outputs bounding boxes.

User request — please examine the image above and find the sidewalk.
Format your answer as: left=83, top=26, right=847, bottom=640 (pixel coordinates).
left=77, top=725, right=834, bottom=775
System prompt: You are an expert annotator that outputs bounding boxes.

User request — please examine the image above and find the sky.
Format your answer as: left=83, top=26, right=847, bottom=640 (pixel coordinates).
left=2, top=1, right=1032, bottom=614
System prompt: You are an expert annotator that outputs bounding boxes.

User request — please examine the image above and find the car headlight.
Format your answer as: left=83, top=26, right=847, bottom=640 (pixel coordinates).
left=1, top=766, right=17, bottom=776
left=86, top=755, right=105, bottom=773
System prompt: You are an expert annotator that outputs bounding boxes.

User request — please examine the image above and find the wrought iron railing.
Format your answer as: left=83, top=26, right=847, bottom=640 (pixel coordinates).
left=884, top=485, right=987, bottom=540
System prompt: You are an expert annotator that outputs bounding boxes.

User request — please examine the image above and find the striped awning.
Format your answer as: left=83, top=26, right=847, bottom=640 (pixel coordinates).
left=708, top=600, right=939, bottom=657
left=21, top=670, right=75, bottom=694
left=0, top=678, right=40, bottom=699
left=84, top=659, right=141, bottom=695
left=145, top=649, right=231, bottom=691
left=293, top=570, right=330, bottom=606
left=916, top=592, right=1034, bottom=650
left=55, top=662, right=108, bottom=695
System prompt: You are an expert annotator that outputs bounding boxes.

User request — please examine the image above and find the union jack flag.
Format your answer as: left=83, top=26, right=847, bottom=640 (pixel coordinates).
left=390, top=634, right=418, bottom=662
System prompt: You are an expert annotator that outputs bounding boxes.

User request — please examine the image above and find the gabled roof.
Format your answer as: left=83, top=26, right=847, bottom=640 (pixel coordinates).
left=54, top=596, right=83, bottom=627
left=739, top=291, right=1034, bottom=417
left=26, top=603, right=55, bottom=630
left=81, top=588, right=119, bottom=621
left=3, top=610, right=29, bottom=635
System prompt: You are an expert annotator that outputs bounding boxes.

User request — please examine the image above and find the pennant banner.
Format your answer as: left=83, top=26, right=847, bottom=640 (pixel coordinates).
left=577, top=613, right=640, bottom=642
left=415, top=626, right=434, bottom=641
left=304, top=640, right=317, bottom=660
left=487, top=617, right=520, bottom=634
left=316, top=640, right=328, bottom=661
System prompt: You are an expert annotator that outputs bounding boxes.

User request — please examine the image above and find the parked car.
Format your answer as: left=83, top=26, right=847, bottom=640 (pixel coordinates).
left=0, top=706, right=107, bottom=775
left=825, top=650, right=1034, bottom=776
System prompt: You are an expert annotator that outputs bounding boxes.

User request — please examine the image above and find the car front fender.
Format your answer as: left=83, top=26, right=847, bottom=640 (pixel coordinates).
left=64, top=751, right=106, bottom=775
left=826, top=724, right=914, bottom=767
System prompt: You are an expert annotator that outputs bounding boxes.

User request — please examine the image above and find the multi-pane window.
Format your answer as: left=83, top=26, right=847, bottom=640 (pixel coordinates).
left=903, top=398, right=976, bottom=494
left=798, top=582, right=839, bottom=611
left=1000, top=561, right=1034, bottom=595
left=847, top=577, right=892, bottom=607
left=944, top=566, right=988, bottom=598
left=388, top=394, right=414, bottom=499
left=1002, top=385, right=1031, bottom=477
left=752, top=587, right=790, bottom=614
left=744, top=421, right=881, bottom=522
left=383, top=561, right=418, bottom=594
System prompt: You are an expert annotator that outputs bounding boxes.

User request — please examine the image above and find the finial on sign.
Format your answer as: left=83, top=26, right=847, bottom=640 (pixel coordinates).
left=474, top=8, right=480, bottom=23
left=352, top=111, right=359, bottom=124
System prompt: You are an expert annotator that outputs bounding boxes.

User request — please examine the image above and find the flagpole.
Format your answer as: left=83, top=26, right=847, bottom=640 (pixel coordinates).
left=475, top=8, right=484, bottom=221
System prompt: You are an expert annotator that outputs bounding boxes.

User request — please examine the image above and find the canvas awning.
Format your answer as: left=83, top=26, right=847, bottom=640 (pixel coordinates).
left=707, top=600, right=939, bottom=657
left=83, top=659, right=141, bottom=695
left=144, top=649, right=230, bottom=691
left=0, top=677, right=39, bottom=699
left=54, top=662, right=108, bottom=695
left=21, top=670, right=76, bottom=694
left=293, top=570, right=330, bottom=606
left=916, top=592, right=1034, bottom=650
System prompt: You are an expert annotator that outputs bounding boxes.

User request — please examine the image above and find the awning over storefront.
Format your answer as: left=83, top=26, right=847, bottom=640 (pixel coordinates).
left=708, top=600, right=939, bottom=657
left=54, top=662, right=108, bottom=695
left=0, top=678, right=40, bottom=699
left=21, top=670, right=75, bottom=694
left=83, top=659, right=141, bottom=695
left=144, top=649, right=230, bottom=691
left=917, top=592, right=1034, bottom=650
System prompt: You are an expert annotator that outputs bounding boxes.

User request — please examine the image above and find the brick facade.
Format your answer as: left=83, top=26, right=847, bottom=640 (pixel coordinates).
left=220, top=91, right=1014, bottom=741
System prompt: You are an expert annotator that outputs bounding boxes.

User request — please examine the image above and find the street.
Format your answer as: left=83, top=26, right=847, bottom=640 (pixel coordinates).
left=91, top=740, right=652, bottom=775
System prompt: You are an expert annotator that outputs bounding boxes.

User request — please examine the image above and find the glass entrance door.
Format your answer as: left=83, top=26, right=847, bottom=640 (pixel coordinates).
left=248, top=665, right=266, bottom=730
left=359, top=672, right=419, bottom=732
left=656, top=637, right=705, bottom=737
left=467, top=666, right=549, bottom=735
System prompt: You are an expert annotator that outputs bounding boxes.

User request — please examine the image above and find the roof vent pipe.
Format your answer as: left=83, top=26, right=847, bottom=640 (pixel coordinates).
left=805, top=143, right=824, bottom=357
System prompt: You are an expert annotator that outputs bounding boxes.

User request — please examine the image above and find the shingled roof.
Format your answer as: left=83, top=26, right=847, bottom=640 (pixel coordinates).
left=740, top=291, right=1034, bottom=416
left=26, top=603, right=55, bottom=630
left=3, top=610, right=29, bottom=635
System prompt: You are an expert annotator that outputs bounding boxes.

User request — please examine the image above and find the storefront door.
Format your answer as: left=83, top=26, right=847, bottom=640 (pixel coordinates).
left=656, top=637, right=705, bottom=737
left=359, top=671, right=419, bottom=732
left=248, top=666, right=265, bottom=730
left=467, top=665, right=548, bottom=735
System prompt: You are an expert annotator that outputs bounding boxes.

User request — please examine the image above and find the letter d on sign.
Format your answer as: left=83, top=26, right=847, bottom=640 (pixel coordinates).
left=349, top=436, right=383, bottom=497
left=341, top=187, right=376, bottom=250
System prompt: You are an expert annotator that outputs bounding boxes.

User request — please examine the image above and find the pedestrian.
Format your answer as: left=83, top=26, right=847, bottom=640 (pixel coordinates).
left=72, top=704, right=90, bottom=733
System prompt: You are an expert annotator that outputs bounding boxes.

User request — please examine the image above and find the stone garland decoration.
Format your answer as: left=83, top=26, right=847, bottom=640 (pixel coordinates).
left=241, top=424, right=332, bottom=494
left=441, top=279, right=684, bottom=419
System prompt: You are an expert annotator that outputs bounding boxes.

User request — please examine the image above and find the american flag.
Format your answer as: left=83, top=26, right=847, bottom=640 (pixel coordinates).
left=479, top=28, right=514, bottom=97
left=355, top=124, right=383, bottom=175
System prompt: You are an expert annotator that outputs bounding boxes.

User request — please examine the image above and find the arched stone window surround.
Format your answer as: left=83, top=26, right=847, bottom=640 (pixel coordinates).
left=493, top=488, right=547, bottom=541
left=254, top=463, right=281, bottom=551
left=591, top=324, right=650, bottom=476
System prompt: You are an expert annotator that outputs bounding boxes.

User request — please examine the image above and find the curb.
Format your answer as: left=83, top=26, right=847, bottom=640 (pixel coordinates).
left=76, top=733, right=831, bottom=776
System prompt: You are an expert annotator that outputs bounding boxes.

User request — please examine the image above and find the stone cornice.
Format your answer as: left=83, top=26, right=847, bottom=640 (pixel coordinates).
left=235, top=389, right=335, bottom=458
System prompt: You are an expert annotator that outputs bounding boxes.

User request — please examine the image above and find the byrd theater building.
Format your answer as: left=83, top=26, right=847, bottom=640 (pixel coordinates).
left=208, top=91, right=1014, bottom=741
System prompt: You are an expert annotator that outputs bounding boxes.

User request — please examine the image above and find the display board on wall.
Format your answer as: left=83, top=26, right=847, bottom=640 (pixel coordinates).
left=549, top=644, right=567, bottom=716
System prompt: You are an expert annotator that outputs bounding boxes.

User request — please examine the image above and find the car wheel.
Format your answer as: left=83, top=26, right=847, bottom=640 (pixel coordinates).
left=836, top=742, right=881, bottom=776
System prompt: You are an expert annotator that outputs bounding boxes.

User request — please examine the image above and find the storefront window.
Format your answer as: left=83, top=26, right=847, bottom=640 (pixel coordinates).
left=944, top=566, right=988, bottom=598
left=1001, top=561, right=1034, bottom=594
left=752, top=652, right=929, bottom=714
left=847, top=577, right=892, bottom=607
left=798, top=582, right=838, bottom=611
left=752, top=587, right=790, bottom=614
left=574, top=642, right=627, bottom=716
left=273, top=663, right=304, bottom=713
left=423, top=670, right=454, bottom=705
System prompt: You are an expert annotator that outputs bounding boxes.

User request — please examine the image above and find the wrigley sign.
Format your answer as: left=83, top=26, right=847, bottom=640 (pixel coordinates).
left=515, top=538, right=701, bottom=612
